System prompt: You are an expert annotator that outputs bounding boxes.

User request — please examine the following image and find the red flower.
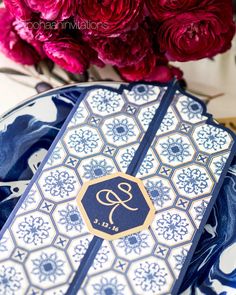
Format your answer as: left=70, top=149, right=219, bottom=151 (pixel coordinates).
left=1, top=0, right=235, bottom=77
left=86, top=25, right=152, bottom=67
left=145, top=65, right=183, bottom=83
left=118, top=52, right=156, bottom=81
left=117, top=53, right=175, bottom=82
left=0, top=8, right=43, bottom=65
left=118, top=50, right=183, bottom=82
left=4, top=0, right=78, bottom=21
left=14, top=19, right=50, bottom=58
left=14, top=18, right=60, bottom=42
left=75, top=0, right=144, bottom=37
left=158, top=2, right=235, bottom=61
left=4, top=0, right=32, bottom=20
left=146, top=0, right=200, bottom=21
left=43, top=38, right=98, bottom=74
left=26, top=0, right=79, bottom=21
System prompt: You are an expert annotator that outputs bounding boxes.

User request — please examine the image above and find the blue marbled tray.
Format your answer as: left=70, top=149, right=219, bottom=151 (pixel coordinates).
left=0, top=83, right=235, bottom=294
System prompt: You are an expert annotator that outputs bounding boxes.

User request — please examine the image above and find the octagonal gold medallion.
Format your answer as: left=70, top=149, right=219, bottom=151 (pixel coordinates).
left=77, top=172, right=155, bottom=240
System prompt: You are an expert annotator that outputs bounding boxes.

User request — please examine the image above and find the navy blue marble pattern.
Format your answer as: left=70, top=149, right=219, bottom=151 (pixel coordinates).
left=0, top=88, right=83, bottom=228
left=0, top=85, right=235, bottom=294
left=180, top=156, right=236, bottom=294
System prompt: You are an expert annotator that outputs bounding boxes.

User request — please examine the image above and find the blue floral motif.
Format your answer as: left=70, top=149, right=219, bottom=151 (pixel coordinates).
left=145, top=180, right=171, bottom=207
left=160, top=111, right=175, bottom=132
left=71, top=106, right=85, bottom=124
left=106, top=118, right=135, bottom=142
left=32, top=252, right=64, bottom=283
left=17, top=215, right=50, bottom=245
left=141, top=106, right=156, bottom=128
left=120, top=148, right=154, bottom=175
left=43, top=170, right=76, bottom=198
left=139, top=154, right=155, bottom=175
left=129, top=85, right=156, bottom=101
left=156, top=213, right=189, bottom=241
left=21, top=189, right=36, bottom=210
left=120, top=148, right=135, bottom=168
left=58, top=204, right=84, bottom=232
left=92, top=277, right=125, bottom=295
left=73, top=239, right=110, bottom=270
left=47, top=147, right=62, bottom=166
left=180, top=97, right=203, bottom=120
left=196, top=125, right=227, bottom=151
left=214, top=156, right=227, bottom=176
left=0, top=266, right=22, bottom=294
left=92, top=245, right=110, bottom=270
left=177, top=168, right=208, bottom=194
left=160, top=137, right=191, bottom=162
left=194, top=200, right=209, bottom=221
left=0, top=237, right=7, bottom=252
left=68, top=129, right=99, bottom=154
left=174, top=248, right=188, bottom=270
left=90, top=89, right=122, bottom=113
left=134, top=261, right=167, bottom=292
left=117, top=233, right=149, bottom=255
left=83, top=159, right=114, bottom=179
left=72, top=239, right=88, bottom=263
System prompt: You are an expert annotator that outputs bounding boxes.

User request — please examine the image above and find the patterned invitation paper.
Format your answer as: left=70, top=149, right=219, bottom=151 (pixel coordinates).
left=0, top=83, right=235, bottom=295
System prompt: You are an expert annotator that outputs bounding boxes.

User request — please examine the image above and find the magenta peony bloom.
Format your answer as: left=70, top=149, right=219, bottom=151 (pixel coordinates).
left=144, top=65, right=183, bottom=83
left=86, top=25, right=152, bottom=67
left=4, top=0, right=77, bottom=21
left=43, top=39, right=92, bottom=74
left=14, top=18, right=60, bottom=42
left=26, top=0, right=78, bottom=20
left=118, top=52, right=183, bottom=82
left=1, top=0, right=235, bottom=81
left=4, top=0, right=32, bottom=20
left=157, top=1, right=235, bottom=62
left=14, top=19, right=46, bottom=57
left=75, top=0, right=144, bottom=37
left=158, top=9, right=235, bottom=62
left=117, top=52, right=157, bottom=81
left=0, top=8, right=43, bottom=65
left=146, top=0, right=200, bottom=21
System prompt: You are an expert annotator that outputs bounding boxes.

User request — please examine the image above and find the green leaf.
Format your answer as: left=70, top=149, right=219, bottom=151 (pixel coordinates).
left=35, top=60, right=54, bottom=74
left=0, top=68, right=28, bottom=76
left=67, top=71, right=89, bottom=82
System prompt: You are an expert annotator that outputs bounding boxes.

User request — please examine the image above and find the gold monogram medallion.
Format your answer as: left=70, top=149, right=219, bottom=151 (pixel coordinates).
left=77, top=172, right=155, bottom=240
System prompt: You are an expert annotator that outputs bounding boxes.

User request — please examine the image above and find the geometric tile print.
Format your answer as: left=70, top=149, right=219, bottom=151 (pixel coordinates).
left=0, top=83, right=234, bottom=295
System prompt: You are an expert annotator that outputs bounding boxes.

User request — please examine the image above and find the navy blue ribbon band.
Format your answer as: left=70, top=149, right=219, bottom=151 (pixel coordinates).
left=66, top=237, right=103, bottom=294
